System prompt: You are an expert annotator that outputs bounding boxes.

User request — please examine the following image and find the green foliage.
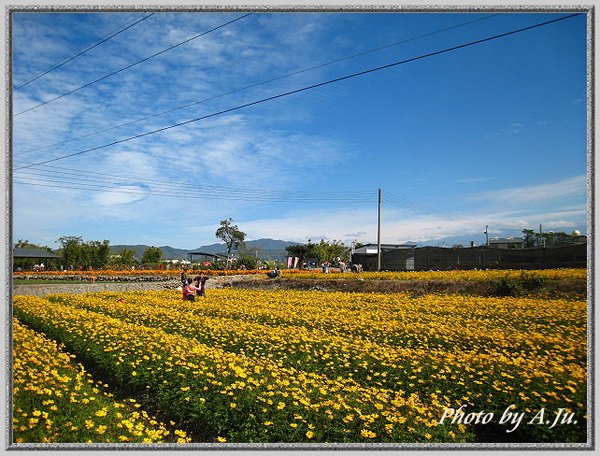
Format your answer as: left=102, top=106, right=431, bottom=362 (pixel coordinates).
left=141, top=246, right=163, bottom=265
left=493, top=272, right=548, bottom=297
left=286, top=239, right=350, bottom=268
left=234, top=244, right=264, bottom=270
left=522, top=229, right=579, bottom=248
left=233, top=254, right=261, bottom=270
left=215, top=219, right=246, bottom=257
left=57, top=237, right=111, bottom=270
left=522, top=229, right=537, bottom=248
left=108, top=248, right=138, bottom=268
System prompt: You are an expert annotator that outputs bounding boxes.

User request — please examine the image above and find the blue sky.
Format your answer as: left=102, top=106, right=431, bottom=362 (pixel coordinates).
left=10, top=8, right=589, bottom=249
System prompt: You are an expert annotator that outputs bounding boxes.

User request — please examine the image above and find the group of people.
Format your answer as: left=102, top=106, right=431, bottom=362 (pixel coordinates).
left=180, top=267, right=209, bottom=301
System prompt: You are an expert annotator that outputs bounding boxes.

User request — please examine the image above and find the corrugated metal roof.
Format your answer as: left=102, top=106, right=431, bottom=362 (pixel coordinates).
left=13, top=248, right=59, bottom=258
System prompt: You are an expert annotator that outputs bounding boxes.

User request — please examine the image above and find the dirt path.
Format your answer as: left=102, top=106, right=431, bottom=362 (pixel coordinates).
left=12, top=274, right=267, bottom=297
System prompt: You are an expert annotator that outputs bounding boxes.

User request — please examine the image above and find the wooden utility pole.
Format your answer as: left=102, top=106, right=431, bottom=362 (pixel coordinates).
left=377, top=188, right=382, bottom=271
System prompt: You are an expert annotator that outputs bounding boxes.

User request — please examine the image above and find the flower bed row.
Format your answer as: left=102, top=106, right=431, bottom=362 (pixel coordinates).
left=14, top=295, right=467, bottom=443
left=14, top=267, right=586, bottom=282
left=12, top=318, right=191, bottom=444
left=44, top=289, right=587, bottom=443
left=13, top=285, right=587, bottom=444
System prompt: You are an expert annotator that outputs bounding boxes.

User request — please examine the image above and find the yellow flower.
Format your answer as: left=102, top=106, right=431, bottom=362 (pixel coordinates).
left=306, top=431, right=314, bottom=439
left=360, top=429, right=377, bottom=439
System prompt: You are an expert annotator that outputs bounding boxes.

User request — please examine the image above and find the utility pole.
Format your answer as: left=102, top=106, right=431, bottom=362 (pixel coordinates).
left=377, top=188, right=382, bottom=271
left=484, top=225, right=489, bottom=246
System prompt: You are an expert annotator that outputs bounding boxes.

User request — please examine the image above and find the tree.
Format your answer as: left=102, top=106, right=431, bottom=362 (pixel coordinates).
left=215, top=218, right=246, bottom=260
left=522, top=229, right=537, bottom=248
left=141, top=246, right=163, bottom=265
left=313, top=239, right=349, bottom=263
left=522, top=229, right=573, bottom=248
left=108, top=248, right=138, bottom=269
left=58, top=236, right=85, bottom=269
left=56, top=236, right=111, bottom=269
left=286, top=239, right=350, bottom=268
left=235, top=244, right=263, bottom=270
left=119, top=248, right=137, bottom=267
left=88, top=240, right=111, bottom=269
left=285, top=244, right=312, bottom=269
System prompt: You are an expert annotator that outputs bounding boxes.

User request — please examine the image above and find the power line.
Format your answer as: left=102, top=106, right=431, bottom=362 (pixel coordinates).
left=14, top=13, right=252, bottom=117
left=14, top=13, right=155, bottom=90
left=15, top=12, right=581, bottom=171
left=15, top=13, right=500, bottom=157
left=14, top=164, right=375, bottom=202
left=384, top=191, right=460, bottom=221
left=14, top=176, right=374, bottom=203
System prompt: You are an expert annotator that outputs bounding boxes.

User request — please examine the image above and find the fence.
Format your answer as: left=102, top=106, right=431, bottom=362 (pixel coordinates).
left=351, top=243, right=587, bottom=272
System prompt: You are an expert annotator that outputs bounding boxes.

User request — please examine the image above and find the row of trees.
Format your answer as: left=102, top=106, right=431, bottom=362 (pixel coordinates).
left=215, top=219, right=355, bottom=269
left=59, top=237, right=165, bottom=269
left=14, top=219, right=251, bottom=271
left=14, top=237, right=164, bottom=271
left=521, top=229, right=581, bottom=248
left=15, top=218, right=356, bottom=271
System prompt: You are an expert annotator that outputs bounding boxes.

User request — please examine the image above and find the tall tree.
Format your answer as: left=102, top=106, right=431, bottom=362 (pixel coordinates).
left=119, top=248, right=137, bottom=267
left=215, top=218, right=246, bottom=260
left=88, top=240, right=111, bottom=269
left=57, top=236, right=84, bottom=269
left=522, top=229, right=537, bottom=248
left=285, top=244, right=312, bottom=269
left=141, top=246, right=163, bottom=265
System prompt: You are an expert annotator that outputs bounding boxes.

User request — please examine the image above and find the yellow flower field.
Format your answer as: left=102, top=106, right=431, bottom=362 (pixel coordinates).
left=12, top=276, right=588, bottom=445
left=13, top=267, right=587, bottom=282
left=12, top=318, right=191, bottom=444
left=282, top=268, right=587, bottom=281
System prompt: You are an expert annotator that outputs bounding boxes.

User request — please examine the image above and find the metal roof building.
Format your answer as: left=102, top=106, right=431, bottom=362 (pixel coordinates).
left=13, top=248, right=59, bottom=259
left=353, top=243, right=417, bottom=255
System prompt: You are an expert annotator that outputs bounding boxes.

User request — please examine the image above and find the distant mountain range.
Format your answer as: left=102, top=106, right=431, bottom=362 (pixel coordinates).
left=110, top=238, right=300, bottom=261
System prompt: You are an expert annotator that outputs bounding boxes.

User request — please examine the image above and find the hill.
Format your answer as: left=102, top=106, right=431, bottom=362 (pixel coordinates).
left=110, top=238, right=300, bottom=261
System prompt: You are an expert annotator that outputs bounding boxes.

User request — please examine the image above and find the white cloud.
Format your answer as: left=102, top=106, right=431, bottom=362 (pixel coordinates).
left=238, top=202, right=588, bottom=246
left=457, top=176, right=493, bottom=184
left=92, top=185, right=149, bottom=206
left=467, top=175, right=587, bottom=205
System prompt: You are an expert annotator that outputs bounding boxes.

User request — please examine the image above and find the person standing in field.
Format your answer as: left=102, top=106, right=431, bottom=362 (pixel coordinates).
left=182, top=279, right=197, bottom=301
left=181, top=266, right=189, bottom=286
left=194, top=273, right=209, bottom=298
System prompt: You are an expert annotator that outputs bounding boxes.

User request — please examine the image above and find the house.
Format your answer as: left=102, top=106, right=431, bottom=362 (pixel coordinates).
left=488, top=237, right=524, bottom=249
left=352, top=243, right=417, bottom=255
left=351, top=243, right=417, bottom=271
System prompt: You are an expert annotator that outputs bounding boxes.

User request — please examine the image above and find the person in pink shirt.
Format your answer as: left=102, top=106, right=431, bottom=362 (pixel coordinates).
left=182, top=279, right=197, bottom=301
